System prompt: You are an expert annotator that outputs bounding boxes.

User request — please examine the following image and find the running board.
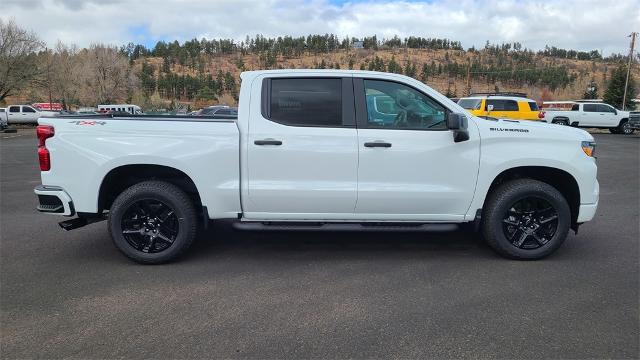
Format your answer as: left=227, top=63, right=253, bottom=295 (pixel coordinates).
left=232, top=221, right=459, bottom=232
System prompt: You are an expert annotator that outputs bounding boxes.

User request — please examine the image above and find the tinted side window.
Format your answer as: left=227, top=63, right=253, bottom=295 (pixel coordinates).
left=504, top=100, right=519, bottom=111
left=9, top=106, right=20, bottom=112
left=583, top=104, right=598, bottom=112
left=486, top=99, right=509, bottom=111
left=598, top=104, right=615, bottom=113
left=363, top=79, right=447, bottom=130
left=571, top=104, right=579, bottom=111
left=528, top=102, right=539, bottom=111
left=217, top=109, right=230, bottom=115
left=269, top=78, right=342, bottom=127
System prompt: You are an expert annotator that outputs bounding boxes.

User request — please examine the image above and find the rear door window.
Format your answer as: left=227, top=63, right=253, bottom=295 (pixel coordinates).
left=583, top=104, right=599, bottom=112
left=503, top=100, right=519, bottom=111
left=268, top=78, right=342, bottom=127
left=9, top=106, right=20, bottom=112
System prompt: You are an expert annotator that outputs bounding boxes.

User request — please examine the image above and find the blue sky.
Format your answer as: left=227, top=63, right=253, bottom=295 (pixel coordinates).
left=3, top=0, right=639, bottom=54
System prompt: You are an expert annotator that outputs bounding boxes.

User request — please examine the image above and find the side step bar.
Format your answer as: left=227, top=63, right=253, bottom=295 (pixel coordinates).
left=59, top=215, right=106, bottom=231
left=232, top=221, right=459, bottom=232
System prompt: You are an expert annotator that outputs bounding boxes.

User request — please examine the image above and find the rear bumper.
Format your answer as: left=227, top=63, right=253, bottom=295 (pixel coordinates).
left=34, top=185, right=75, bottom=216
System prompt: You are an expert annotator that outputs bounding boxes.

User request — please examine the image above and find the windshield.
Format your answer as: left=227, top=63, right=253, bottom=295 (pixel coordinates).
left=458, top=98, right=482, bottom=110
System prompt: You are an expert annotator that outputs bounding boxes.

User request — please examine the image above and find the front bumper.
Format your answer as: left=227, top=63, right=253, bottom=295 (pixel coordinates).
left=34, top=185, right=75, bottom=216
left=577, top=179, right=599, bottom=223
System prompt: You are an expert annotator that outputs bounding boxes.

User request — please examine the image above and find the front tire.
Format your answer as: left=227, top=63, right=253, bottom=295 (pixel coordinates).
left=615, top=120, right=634, bottom=135
left=108, top=180, right=198, bottom=264
left=482, top=179, right=571, bottom=260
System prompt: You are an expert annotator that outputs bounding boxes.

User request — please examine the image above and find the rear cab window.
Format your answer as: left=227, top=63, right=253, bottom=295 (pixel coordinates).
left=528, top=102, right=539, bottom=111
left=571, top=104, right=580, bottom=111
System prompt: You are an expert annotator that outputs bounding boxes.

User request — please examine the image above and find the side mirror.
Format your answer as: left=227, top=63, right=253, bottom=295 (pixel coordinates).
left=487, top=104, right=494, bottom=112
left=614, top=109, right=617, bottom=115
left=447, top=113, right=470, bottom=143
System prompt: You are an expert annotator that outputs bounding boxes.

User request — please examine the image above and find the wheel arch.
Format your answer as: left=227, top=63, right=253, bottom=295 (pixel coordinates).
left=98, top=164, right=203, bottom=214
left=483, top=166, right=581, bottom=229
left=618, top=117, right=629, bottom=127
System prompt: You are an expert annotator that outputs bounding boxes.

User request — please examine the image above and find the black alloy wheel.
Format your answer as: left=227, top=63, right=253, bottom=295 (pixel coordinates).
left=121, top=199, right=179, bottom=254
left=501, top=196, right=558, bottom=250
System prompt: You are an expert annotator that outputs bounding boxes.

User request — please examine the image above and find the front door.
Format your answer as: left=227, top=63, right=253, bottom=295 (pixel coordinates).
left=244, top=76, right=359, bottom=219
left=354, top=78, right=480, bottom=221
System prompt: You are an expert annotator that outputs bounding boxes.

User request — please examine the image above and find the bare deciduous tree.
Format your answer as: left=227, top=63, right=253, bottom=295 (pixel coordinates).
left=76, top=44, right=138, bottom=106
left=0, top=19, right=44, bottom=102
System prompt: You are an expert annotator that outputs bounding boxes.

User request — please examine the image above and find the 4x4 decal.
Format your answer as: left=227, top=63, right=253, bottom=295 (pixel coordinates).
left=68, top=120, right=106, bottom=126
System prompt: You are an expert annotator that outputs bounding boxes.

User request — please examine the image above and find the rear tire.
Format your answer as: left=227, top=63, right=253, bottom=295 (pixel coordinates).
left=482, top=179, right=571, bottom=260
left=108, top=180, right=198, bottom=264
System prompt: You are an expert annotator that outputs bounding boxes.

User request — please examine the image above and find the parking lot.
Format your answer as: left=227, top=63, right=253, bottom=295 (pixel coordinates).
left=1, top=130, right=638, bottom=358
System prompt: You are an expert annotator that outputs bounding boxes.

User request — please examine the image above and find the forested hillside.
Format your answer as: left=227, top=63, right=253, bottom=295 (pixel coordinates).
left=3, top=29, right=638, bottom=110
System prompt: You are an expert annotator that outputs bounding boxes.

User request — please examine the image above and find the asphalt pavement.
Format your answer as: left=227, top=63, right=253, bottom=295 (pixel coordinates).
left=1, top=130, right=638, bottom=359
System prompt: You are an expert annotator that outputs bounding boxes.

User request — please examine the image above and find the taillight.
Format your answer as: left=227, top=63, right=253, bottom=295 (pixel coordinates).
left=36, top=125, right=54, bottom=171
left=538, top=111, right=545, bottom=119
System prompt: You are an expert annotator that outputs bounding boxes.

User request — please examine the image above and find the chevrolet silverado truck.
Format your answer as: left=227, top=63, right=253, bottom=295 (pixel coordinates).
left=542, top=102, right=634, bottom=134
left=34, top=70, right=599, bottom=264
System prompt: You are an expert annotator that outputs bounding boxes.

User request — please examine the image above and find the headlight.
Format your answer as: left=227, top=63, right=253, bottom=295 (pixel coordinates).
left=581, top=141, right=596, bottom=157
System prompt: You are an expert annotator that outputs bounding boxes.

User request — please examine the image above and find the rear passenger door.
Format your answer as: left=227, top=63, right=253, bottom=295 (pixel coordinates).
left=244, top=76, right=359, bottom=219
left=486, top=99, right=519, bottom=120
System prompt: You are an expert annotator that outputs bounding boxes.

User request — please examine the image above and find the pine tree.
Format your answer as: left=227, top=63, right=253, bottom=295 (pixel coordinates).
left=583, top=79, right=598, bottom=99
left=603, top=65, right=636, bottom=109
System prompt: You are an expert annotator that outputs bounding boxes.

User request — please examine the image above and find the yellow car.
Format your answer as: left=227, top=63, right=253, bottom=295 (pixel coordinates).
left=457, top=93, right=543, bottom=121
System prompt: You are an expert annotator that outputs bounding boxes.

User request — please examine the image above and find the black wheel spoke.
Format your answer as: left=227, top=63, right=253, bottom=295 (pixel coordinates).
left=156, top=231, right=174, bottom=244
left=511, top=229, right=529, bottom=248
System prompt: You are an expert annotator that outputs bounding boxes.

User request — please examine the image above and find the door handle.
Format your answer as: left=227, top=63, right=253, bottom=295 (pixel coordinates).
left=364, top=141, right=392, bottom=148
left=254, top=139, right=282, bottom=146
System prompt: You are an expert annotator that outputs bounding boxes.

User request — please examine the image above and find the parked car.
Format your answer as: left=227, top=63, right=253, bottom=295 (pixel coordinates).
left=196, top=105, right=238, bottom=118
left=34, top=70, right=598, bottom=264
left=542, top=102, right=634, bottom=134
left=457, top=93, right=543, bottom=121
left=5, top=104, right=52, bottom=124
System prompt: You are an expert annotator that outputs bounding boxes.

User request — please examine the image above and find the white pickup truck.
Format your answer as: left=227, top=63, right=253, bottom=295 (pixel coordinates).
left=542, top=102, right=634, bottom=134
left=6, top=104, right=52, bottom=124
left=34, top=70, right=599, bottom=264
